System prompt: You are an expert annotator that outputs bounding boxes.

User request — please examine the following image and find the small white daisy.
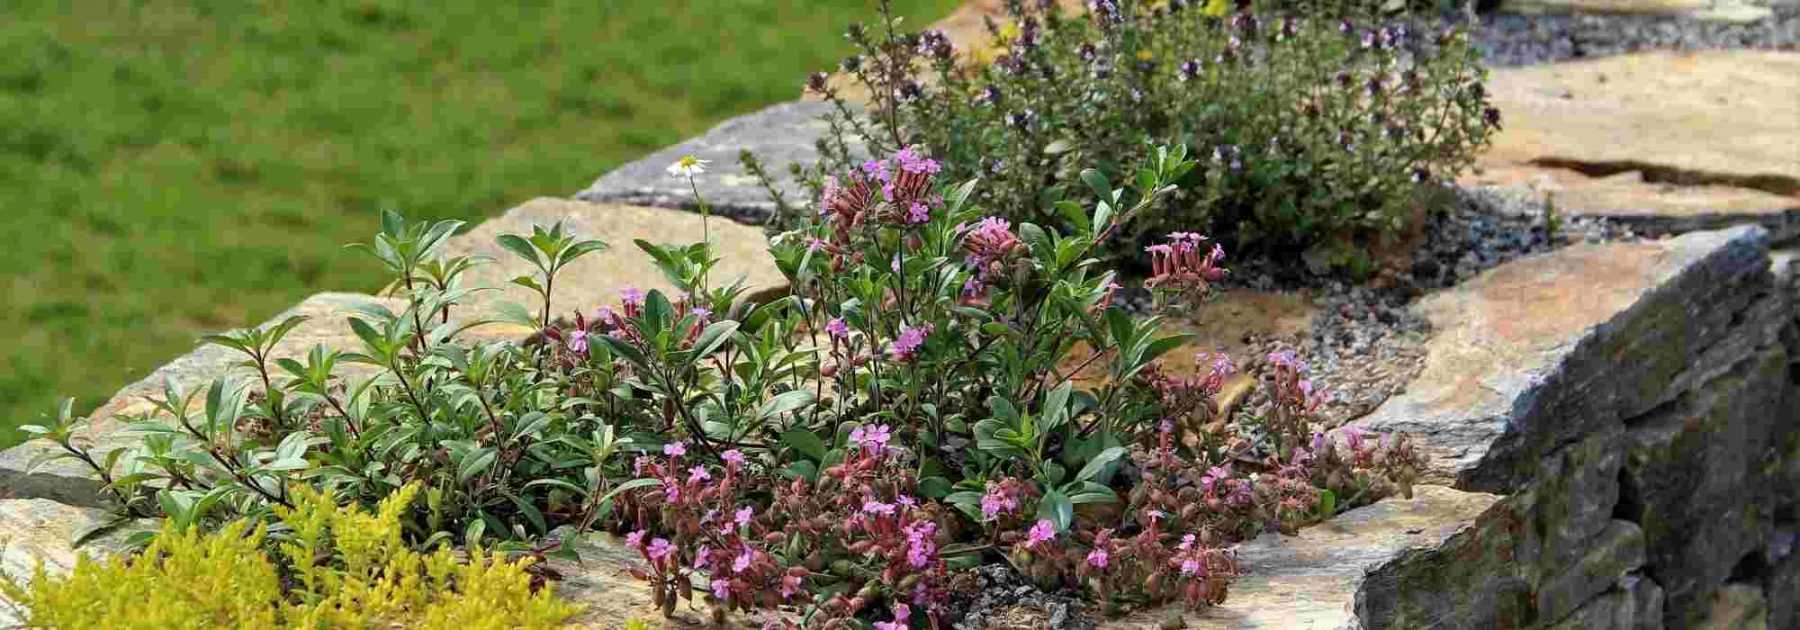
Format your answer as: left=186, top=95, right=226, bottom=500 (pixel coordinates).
left=666, top=154, right=710, bottom=179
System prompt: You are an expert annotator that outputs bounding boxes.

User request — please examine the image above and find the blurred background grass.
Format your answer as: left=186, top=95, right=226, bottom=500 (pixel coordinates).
left=0, top=0, right=958, bottom=446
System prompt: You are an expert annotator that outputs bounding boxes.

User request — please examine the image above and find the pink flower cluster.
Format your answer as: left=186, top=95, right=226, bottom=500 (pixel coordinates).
left=1145, top=232, right=1228, bottom=300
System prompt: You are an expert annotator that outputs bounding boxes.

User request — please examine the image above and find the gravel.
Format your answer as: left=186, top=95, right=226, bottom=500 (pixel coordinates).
left=945, top=564, right=1096, bottom=630
left=1472, top=4, right=1800, bottom=67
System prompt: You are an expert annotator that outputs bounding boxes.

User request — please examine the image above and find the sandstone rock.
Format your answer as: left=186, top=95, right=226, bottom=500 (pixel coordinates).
left=1103, top=485, right=1500, bottom=629
left=1466, top=51, right=1800, bottom=240
left=441, top=197, right=788, bottom=317
left=573, top=102, right=854, bottom=224
left=1537, top=520, right=1648, bottom=623
left=0, top=498, right=149, bottom=625
left=548, top=531, right=670, bottom=628
left=1355, top=225, right=1773, bottom=492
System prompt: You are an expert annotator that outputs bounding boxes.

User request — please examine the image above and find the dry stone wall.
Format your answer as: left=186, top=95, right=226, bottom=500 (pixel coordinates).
left=3, top=4, right=1797, bottom=627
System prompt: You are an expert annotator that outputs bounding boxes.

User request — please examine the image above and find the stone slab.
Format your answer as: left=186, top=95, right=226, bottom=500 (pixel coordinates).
left=1500, top=0, right=1775, bottom=22
left=442, top=197, right=788, bottom=316
left=0, top=498, right=148, bottom=625
left=573, top=102, right=853, bottom=224
left=1103, top=485, right=1500, bottom=629
left=1355, top=226, right=1773, bottom=492
left=1467, top=51, right=1800, bottom=242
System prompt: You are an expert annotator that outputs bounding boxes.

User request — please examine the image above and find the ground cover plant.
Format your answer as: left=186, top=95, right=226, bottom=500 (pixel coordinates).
left=777, top=0, right=1499, bottom=276
left=1, top=482, right=575, bottom=629
left=22, top=144, right=1424, bottom=626
left=0, top=0, right=959, bottom=447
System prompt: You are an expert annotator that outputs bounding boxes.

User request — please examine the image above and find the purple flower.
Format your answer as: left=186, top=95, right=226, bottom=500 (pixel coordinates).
left=694, top=545, right=711, bottom=569
left=711, top=578, right=731, bottom=600
left=979, top=484, right=1019, bottom=520
left=663, top=442, right=687, bottom=457
left=735, top=506, right=754, bottom=527
left=825, top=317, right=850, bottom=339
left=904, top=521, right=938, bottom=569
left=1086, top=547, right=1110, bottom=569
left=1026, top=519, right=1056, bottom=548
left=888, top=323, right=933, bottom=362
left=808, top=237, right=826, bottom=252
left=1181, top=558, right=1202, bottom=576
left=722, top=449, right=745, bottom=467
left=687, top=465, right=711, bottom=483
left=906, top=202, right=931, bottom=225
left=733, top=546, right=754, bottom=572
left=893, top=145, right=942, bottom=175
left=625, top=530, right=646, bottom=549
left=567, top=329, right=589, bottom=354
left=646, top=537, right=674, bottom=561
left=1267, top=349, right=1307, bottom=374
left=1179, top=533, right=1196, bottom=551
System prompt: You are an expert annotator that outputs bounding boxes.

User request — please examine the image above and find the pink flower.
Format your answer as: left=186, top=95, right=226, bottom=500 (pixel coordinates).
left=1025, top=519, right=1056, bottom=549
left=1086, top=547, right=1110, bottom=569
left=1267, top=349, right=1307, bottom=374
left=963, top=217, right=1023, bottom=273
left=980, top=485, right=1019, bottom=520
left=567, top=329, right=589, bottom=354
left=863, top=500, right=897, bottom=516
left=873, top=603, right=912, bottom=630
left=733, top=547, right=755, bottom=572
left=888, top=323, right=933, bottom=362
left=781, top=574, right=804, bottom=600
left=694, top=545, right=711, bottom=569
left=735, top=506, right=754, bottom=527
left=825, top=317, right=850, bottom=339
left=711, top=578, right=731, bottom=600
left=808, top=237, right=826, bottom=252
left=722, top=449, right=745, bottom=467
left=646, top=537, right=674, bottom=561
left=1179, top=533, right=1196, bottom=551
left=906, top=201, right=931, bottom=224
left=850, top=424, right=892, bottom=452
left=620, top=287, right=646, bottom=311
left=625, top=530, right=646, bottom=549
left=1145, top=232, right=1227, bottom=294
left=663, top=442, right=687, bottom=457
left=664, top=483, right=681, bottom=503
left=1181, top=558, right=1202, bottom=576
left=687, top=465, right=711, bottom=483
left=904, top=521, right=938, bottom=568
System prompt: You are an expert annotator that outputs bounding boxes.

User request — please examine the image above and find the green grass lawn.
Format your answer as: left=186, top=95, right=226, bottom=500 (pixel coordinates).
left=0, top=0, right=957, bottom=447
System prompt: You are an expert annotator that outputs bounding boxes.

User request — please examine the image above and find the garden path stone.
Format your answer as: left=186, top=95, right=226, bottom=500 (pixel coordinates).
left=443, top=197, right=788, bottom=317
left=1466, top=50, right=1800, bottom=241
left=1103, top=485, right=1500, bottom=629
left=573, top=102, right=855, bottom=224
left=1353, top=225, right=1773, bottom=491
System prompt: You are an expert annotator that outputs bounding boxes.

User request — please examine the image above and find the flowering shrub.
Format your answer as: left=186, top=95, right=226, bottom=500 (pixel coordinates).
left=776, top=0, right=1499, bottom=274
left=0, top=483, right=574, bottom=629
left=25, top=144, right=1423, bottom=625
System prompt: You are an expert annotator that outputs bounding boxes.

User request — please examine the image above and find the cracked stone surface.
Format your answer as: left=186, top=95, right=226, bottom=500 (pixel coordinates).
left=0, top=499, right=149, bottom=625
left=1466, top=50, right=1800, bottom=241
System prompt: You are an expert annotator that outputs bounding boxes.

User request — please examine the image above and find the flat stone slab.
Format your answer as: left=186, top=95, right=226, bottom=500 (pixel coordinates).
left=1500, top=0, right=1776, bottom=22
left=573, top=102, right=853, bottom=224
left=1103, top=485, right=1500, bottom=629
left=443, top=197, right=788, bottom=315
left=1467, top=51, right=1800, bottom=240
left=1355, top=226, right=1773, bottom=491
left=0, top=498, right=148, bottom=625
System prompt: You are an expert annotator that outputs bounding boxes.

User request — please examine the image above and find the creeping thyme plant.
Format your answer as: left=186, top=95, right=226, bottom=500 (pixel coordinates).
left=23, top=144, right=1421, bottom=626
left=775, top=0, right=1499, bottom=274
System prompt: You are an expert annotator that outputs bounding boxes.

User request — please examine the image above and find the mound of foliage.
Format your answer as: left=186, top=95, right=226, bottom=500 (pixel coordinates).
left=772, top=0, right=1498, bottom=274
left=23, top=145, right=1422, bottom=627
left=0, top=483, right=574, bottom=629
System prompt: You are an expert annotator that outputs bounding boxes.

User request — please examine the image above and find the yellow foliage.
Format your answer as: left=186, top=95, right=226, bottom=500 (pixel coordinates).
left=1, top=484, right=577, bottom=629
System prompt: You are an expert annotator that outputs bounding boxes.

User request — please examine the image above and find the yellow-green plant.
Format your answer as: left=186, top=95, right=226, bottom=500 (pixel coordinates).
left=0, top=483, right=576, bottom=629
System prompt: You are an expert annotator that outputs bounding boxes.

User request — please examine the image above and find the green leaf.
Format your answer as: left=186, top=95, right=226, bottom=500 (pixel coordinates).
left=1079, top=169, right=1111, bottom=200
left=457, top=448, right=498, bottom=483
left=757, top=390, right=815, bottom=420
left=494, top=234, right=543, bottom=269
left=690, top=321, right=740, bottom=358
left=1037, top=489, right=1074, bottom=531
left=918, top=476, right=954, bottom=499
left=1074, top=446, right=1126, bottom=483
left=780, top=428, right=828, bottom=462
left=1317, top=489, right=1337, bottom=517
